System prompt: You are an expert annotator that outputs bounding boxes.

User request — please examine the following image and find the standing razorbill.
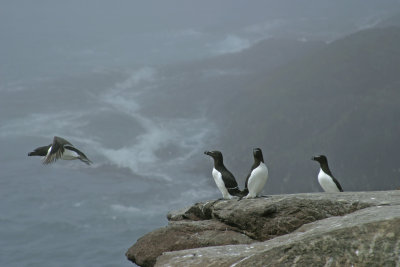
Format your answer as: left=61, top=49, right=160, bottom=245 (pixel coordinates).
left=28, top=136, right=92, bottom=165
left=204, top=150, right=241, bottom=199
left=243, top=148, right=269, bottom=198
left=312, top=155, right=343, bottom=192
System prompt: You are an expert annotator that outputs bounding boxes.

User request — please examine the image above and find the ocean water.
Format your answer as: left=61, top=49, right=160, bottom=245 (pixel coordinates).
left=0, top=66, right=220, bottom=267
left=0, top=10, right=272, bottom=262
left=1, top=4, right=393, bottom=264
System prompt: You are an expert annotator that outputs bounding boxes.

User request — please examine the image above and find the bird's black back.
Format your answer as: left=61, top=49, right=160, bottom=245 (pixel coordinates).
left=215, top=164, right=241, bottom=196
left=205, top=150, right=241, bottom=196
left=319, top=160, right=344, bottom=192
left=331, top=176, right=343, bottom=192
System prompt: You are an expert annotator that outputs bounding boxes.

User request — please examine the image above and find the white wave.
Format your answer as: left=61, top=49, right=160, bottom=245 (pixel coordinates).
left=73, top=202, right=83, bottom=207
left=2, top=66, right=217, bottom=185
left=101, top=94, right=141, bottom=114
left=110, top=204, right=164, bottom=217
left=355, top=14, right=385, bottom=31
left=93, top=68, right=217, bottom=181
left=298, top=37, right=308, bottom=42
left=93, top=116, right=215, bottom=182
left=100, top=68, right=166, bottom=105
left=110, top=204, right=141, bottom=213
left=99, top=67, right=157, bottom=114
left=212, top=35, right=251, bottom=54
left=115, top=67, right=156, bottom=92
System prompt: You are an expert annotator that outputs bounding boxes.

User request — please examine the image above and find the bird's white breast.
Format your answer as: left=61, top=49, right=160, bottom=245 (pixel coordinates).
left=46, top=146, right=52, bottom=156
left=318, top=169, right=340, bottom=192
left=61, top=148, right=79, bottom=160
left=246, top=162, right=268, bottom=198
left=212, top=168, right=232, bottom=199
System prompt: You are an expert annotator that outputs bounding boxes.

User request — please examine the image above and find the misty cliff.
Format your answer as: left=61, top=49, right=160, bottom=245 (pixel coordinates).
left=213, top=26, right=400, bottom=193
left=126, top=191, right=400, bottom=266
left=134, top=26, right=400, bottom=195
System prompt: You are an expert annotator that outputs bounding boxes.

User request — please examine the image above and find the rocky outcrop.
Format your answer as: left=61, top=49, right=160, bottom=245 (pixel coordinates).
left=126, top=220, right=253, bottom=267
left=126, top=191, right=400, bottom=267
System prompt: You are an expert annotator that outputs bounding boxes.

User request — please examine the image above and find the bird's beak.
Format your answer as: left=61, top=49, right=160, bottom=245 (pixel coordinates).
left=204, top=151, right=210, bottom=155
left=311, top=156, right=316, bottom=161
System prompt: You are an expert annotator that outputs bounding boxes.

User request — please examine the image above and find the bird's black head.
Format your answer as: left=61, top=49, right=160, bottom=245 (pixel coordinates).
left=204, top=150, right=223, bottom=159
left=253, top=148, right=264, bottom=162
left=204, top=150, right=224, bottom=165
left=312, top=155, right=328, bottom=164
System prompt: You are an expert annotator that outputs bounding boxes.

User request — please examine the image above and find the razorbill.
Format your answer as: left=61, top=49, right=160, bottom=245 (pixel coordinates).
left=312, top=155, right=343, bottom=192
left=28, top=136, right=92, bottom=165
left=204, top=150, right=241, bottom=199
left=243, top=148, right=269, bottom=198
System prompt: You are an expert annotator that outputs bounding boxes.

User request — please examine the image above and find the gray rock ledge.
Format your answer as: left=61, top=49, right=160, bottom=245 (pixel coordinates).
left=126, top=191, right=400, bottom=267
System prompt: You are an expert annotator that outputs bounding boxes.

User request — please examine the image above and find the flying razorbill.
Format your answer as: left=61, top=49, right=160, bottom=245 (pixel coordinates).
left=312, top=155, right=343, bottom=192
left=242, top=148, right=269, bottom=198
left=204, top=150, right=241, bottom=199
left=28, top=136, right=92, bottom=165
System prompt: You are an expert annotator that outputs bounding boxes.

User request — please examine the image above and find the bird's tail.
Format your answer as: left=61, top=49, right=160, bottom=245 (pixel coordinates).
left=28, top=151, right=41, bottom=156
left=237, top=188, right=249, bottom=198
left=229, top=187, right=248, bottom=198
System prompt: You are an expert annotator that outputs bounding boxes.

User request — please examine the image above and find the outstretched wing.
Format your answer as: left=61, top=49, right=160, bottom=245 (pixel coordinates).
left=53, top=136, right=73, bottom=146
left=65, top=145, right=92, bottom=165
left=28, top=145, right=51, bottom=156
left=43, top=136, right=73, bottom=164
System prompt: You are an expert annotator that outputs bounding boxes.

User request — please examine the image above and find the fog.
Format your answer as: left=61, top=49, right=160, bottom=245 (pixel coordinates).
left=2, top=0, right=399, bottom=80
left=1, top=1, right=400, bottom=266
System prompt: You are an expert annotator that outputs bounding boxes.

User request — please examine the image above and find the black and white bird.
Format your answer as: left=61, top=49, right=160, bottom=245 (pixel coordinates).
left=204, top=150, right=241, bottom=199
left=28, top=136, right=92, bottom=165
left=312, top=155, right=343, bottom=192
left=242, top=148, right=269, bottom=198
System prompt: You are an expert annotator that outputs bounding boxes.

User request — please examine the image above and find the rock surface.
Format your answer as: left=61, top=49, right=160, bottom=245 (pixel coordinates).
left=126, top=191, right=400, bottom=267
left=126, top=220, right=253, bottom=267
